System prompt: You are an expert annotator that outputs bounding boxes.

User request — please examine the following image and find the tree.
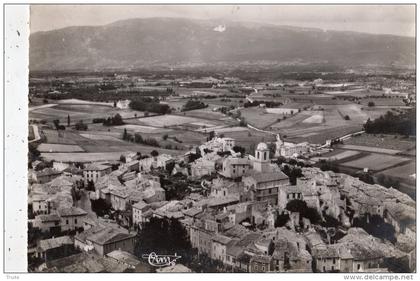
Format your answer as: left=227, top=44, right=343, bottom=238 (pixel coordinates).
left=67, top=114, right=71, bottom=127
left=232, top=145, right=246, bottom=156
left=135, top=217, right=192, bottom=259
left=86, top=180, right=95, bottom=191
left=162, top=134, right=168, bottom=140
left=208, top=131, right=215, bottom=141
left=120, top=154, right=126, bottom=163
left=344, top=115, right=350, bottom=120
left=275, top=212, right=290, bottom=227
left=319, top=160, right=340, bottom=173
left=239, top=117, right=247, bottom=127
left=358, top=173, right=375, bottom=184
left=368, top=101, right=375, bottom=107
left=151, top=150, right=159, bottom=157
left=165, top=161, right=175, bottom=174
left=286, top=200, right=307, bottom=213
left=53, top=119, right=60, bottom=130
left=286, top=200, right=321, bottom=224
left=268, top=143, right=276, bottom=158
left=113, top=113, right=123, bottom=125
left=123, top=128, right=128, bottom=140
left=75, top=120, right=88, bottom=131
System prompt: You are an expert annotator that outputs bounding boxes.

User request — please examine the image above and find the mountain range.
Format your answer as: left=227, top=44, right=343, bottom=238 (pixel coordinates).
left=29, top=17, right=415, bottom=71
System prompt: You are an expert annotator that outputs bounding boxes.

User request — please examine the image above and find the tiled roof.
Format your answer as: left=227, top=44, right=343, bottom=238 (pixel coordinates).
left=84, top=164, right=111, bottom=171
left=37, top=214, right=60, bottom=222
left=86, top=228, right=136, bottom=246
left=245, top=171, right=289, bottom=184
left=57, top=207, right=87, bottom=217
left=132, top=201, right=148, bottom=210
left=38, top=236, right=73, bottom=251
left=37, top=168, right=62, bottom=177
left=106, top=250, right=140, bottom=267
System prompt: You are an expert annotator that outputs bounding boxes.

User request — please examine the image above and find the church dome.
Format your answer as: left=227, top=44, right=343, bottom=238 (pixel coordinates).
left=256, top=142, right=268, bottom=150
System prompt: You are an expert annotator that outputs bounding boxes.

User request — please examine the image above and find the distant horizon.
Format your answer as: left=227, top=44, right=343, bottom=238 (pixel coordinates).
left=30, top=16, right=416, bottom=38
left=30, top=5, right=415, bottom=37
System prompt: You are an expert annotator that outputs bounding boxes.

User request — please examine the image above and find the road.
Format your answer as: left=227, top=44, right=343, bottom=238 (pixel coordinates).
left=75, top=190, right=97, bottom=218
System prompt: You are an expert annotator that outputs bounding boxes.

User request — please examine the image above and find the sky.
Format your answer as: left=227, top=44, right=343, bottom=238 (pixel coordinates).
left=30, top=4, right=415, bottom=37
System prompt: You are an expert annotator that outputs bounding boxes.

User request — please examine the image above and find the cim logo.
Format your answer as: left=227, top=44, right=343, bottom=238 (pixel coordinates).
left=142, top=252, right=181, bottom=267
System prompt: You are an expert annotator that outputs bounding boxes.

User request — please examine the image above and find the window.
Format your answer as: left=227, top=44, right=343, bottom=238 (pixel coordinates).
left=75, top=219, right=78, bottom=224
left=66, top=219, right=69, bottom=225
left=323, top=266, right=326, bottom=272
left=332, top=266, right=335, bottom=271
left=264, top=152, right=267, bottom=160
left=333, top=258, right=336, bottom=264
left=357, top=264, right=361, bottom=270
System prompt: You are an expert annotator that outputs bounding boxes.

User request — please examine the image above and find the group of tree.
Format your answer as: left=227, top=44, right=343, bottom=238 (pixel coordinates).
left=90, top=198, right=112, bottom=217
left=243, top=100, right=283, bottom=108
left=274, top=211, right=290, bottom=227
left=135, top=217, right=192, bottom=259
left=318, top=160, right=340, bottom=173
left=122, top=129, right=161, bottom=148
left=352, top=214, right=396, bottom=243
left=129, top=98, right=171, bottom=114
left=75, top=120, right=88, bottom=131
left=232, top=145, right=246, bottom=157
left=357, top=172, right=375, bottom=185
left=376, top=173, right=401, bottom=189
left=103, top=113, right=125, bottom=126
left=53, top=119, right=66, bottom=130
left=44, top=86, right=171, bottom=102
left=181, top=100, right=208, bottom=112
left=364, top=110, right=415, bottom=136
left=282, top=164, right=303, bottom=185
left=286, top=200, right=321, bottom=224
left=239, top=117, right=247, bottom=127
left=28, top=142, right=41, bottom=165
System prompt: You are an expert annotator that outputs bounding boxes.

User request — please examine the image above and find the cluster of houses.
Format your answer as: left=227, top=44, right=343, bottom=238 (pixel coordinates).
left=27, top=136, right=416, bottom=273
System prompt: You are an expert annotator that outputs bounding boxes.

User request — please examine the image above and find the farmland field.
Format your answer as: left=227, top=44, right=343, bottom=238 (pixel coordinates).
left=377, top=162, right=416, bottom=182
left=340, top=154, right=410, bottom=171
left=302, top=113, right=324, bottom=124
left=115, top=124, right=172, bottom=134
left=182, top=108, right=229, bottom=121
left=37, top=143, right=85, bottom=153
left=317, top=150, right=360, bottom=161
left=29, top=103, right=149, bottom=124
left=240, top=107, right=281, bottom=129
left=80, top=133, right=124, bottom=142
left=337, top=144, right=402, bottom=155
left=40, top=152, right=130, bottom=162
left=361, top=97, right=406, bottom=107
left=137, top=115, right=216, bottom=127
left=343, top=134, right=415, bottom=151
left=266, top=108, right=299, bottom=115
left=55, top=99, right=113, bottom=106
left=43, top=129, right=88, bottom=144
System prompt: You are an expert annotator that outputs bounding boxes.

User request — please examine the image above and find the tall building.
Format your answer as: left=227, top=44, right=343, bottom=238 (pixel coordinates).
left=253, top=143, right=270, bottom=173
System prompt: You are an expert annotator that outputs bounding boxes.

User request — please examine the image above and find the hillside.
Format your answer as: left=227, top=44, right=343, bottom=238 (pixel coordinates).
left=29, top=17, right=415, bottom=71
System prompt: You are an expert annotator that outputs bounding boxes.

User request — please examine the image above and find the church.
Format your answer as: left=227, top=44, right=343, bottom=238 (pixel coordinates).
left=274, top=134, right=311, bottom=158
left=241, top=142, right=289, bottom=206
